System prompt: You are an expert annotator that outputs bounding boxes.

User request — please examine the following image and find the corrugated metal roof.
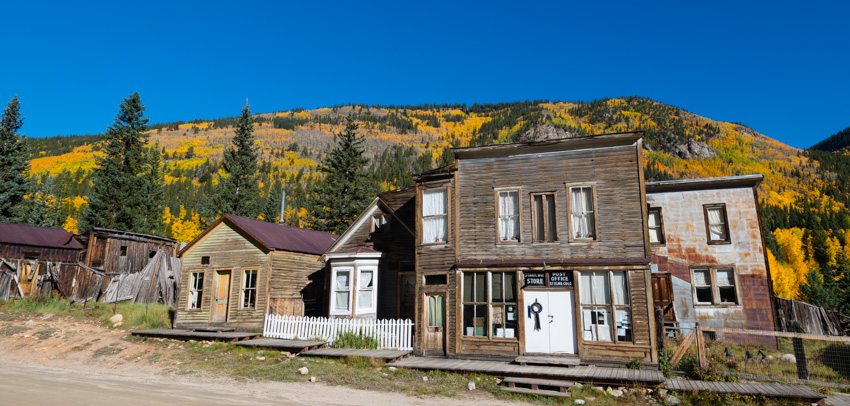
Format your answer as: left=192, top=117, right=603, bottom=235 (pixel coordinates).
left=223, top=214, right=337, bottom=255
left=0, top=222, right=84, bottom=250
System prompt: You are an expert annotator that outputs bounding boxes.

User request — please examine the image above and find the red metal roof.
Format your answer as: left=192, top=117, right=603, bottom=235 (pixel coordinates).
left=0, top=222, right=84, bottom=250
left=223, top=214, right=337, bottom=255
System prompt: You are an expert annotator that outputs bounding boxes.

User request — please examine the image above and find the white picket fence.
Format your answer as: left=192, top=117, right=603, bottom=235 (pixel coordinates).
left=263, top=314, right=414, bottom=351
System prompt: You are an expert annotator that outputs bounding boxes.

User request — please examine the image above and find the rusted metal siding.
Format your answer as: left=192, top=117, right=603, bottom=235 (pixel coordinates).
left=647, top=186, right=775, bottom=334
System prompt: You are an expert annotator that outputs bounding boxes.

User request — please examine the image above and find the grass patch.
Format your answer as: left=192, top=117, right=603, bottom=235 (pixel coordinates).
left=32, top=328, right=58, bottom=339
left=93, top=345, right=124, bottom=358
left=0, top=297, right=173, bottom=330
left=71, top=342, right=93, bottom=351
left=0, top=325, right=29, bottom=336
left=333, top=331, right=379, bottom=349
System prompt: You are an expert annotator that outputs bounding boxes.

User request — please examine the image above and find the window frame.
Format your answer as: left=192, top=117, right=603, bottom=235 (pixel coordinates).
left=329, top=265, right=354, bottom=315
left=690, top=266, right=740, bottom=306
left=187, top=270, right=205, bottom=311
left=240, top=268, right=258, bottom=310
left=531, top=192, right=558, bottom=243
left=647, top=207, right=666, bottom=245
left=461, top=271, right=518, bottom=340
left=703, top=203, right=731, bottom=245
left=371, top=214, right=390, bottom=234
left=355, top=266, right=378, bottom=314
left=495, top=188, right=522, bottom=244
left=421, top=188, right=449, bottom=245
left=579, top=270, right=633, bottom=344
left=567, top=184, right=599, bottom=242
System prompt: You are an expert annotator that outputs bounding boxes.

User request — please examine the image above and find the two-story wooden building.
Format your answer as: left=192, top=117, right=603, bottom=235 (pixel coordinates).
left=330, top=132, right=657, bottom=364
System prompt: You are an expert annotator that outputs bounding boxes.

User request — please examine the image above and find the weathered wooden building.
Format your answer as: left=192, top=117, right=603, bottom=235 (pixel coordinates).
left=174, top=214, right=336, bottom=330
left=321, top=188, right=417, bottom=320
left=0, top=222, right=85, bottom=300
left=333, top=132, right=658, bottom=364
left=646, top=175, right=777, bottom=338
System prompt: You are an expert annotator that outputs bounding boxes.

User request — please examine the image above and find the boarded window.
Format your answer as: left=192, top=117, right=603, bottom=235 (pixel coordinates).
left=704, top=204, right=730, bottom=243
left=242, top=269, right=257, bottom=309
left=648, top=208, right=665, bottom=244
left=463, top=271, right=517, bottom=339
left=693, top=267, right=738, bottom=305
left=422, top=189, right=447, bottom=243
left=188, top=271, right=204, bottom=310
left=497, top=190, right=520, bottom=242
left=532, top=193, right=557, bottom=242
left=570, top=186, right=596, bottom=240
left=580, top=271, right=632, bottom=343
left=120, top=246, right=127, bottom=257
left=201, top=256, right=210, bottom=265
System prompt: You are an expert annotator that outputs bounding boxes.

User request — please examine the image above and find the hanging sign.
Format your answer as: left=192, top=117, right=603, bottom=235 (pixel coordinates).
left=548, top=271, right=574, bottom=287
left=524, top=272, right=545, bottom=287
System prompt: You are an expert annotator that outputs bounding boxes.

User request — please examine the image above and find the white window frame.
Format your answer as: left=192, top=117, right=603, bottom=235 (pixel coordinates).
left=240, top=268, right=258, bottom=309
left=355, top=266, right=378, bottom=314
left=496, top=189, right=521, bottom=243
left=648, top=207, right=665, bottom=244
left=187, top=270, right=204, bottom=310
left=327, top=256, right=381, bottom=317
left=422, top=188, right=448, bottom=244
left=330, top=265, right=353, bottom=315
left=579, top=270, right=632, bottom=343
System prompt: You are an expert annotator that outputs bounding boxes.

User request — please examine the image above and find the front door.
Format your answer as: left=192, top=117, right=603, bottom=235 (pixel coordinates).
left=212, top=270, right=231, bottom=323
left=524, top=290, right=577, bottom=354
left=423, top=294, right=446, bottom=355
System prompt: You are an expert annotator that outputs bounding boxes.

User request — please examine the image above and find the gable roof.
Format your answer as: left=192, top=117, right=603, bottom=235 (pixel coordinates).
left=321, top=190, right=416, bottom=260
left=0, top=222, right=84, bottom=250
left=179, top=214, right=337, bottom=257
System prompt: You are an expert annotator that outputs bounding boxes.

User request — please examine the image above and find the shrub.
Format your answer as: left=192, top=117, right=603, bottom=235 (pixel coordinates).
left=333, top=331, right=379, bottom=349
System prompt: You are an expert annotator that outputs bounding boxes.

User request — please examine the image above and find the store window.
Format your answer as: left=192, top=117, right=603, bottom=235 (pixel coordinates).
left=462, top=271, right=518, bottom=338
left=580, top=271, right=632, bottom=342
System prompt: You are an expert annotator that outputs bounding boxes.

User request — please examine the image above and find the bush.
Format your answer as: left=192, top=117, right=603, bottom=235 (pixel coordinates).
left=333, top=331, right=379, bottom=349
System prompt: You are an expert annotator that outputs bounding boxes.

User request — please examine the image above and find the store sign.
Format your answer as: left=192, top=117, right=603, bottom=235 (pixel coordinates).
left=548, top=271, right=574, bottom=287
left=524, top=272, right=545, bottom=287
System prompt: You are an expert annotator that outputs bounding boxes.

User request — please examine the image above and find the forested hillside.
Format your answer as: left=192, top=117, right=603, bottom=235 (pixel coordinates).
left=23, top=98, right=850, bottom=310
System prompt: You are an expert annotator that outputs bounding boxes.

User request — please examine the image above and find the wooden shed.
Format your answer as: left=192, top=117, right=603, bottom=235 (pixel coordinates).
left=0, top=222, right=85, bottom=300
left=174, top=214, right=337, bottom=330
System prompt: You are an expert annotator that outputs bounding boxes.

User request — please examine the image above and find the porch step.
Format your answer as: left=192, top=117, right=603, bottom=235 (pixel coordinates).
left=503, top=376, right=576, bottom=391
left=514, top=355, right=581, bottom=367
left=500, top=386, right=571, bottom=398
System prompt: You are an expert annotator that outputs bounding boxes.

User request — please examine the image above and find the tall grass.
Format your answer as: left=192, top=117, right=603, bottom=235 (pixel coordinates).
left=0, top=296, right=173, bottom=330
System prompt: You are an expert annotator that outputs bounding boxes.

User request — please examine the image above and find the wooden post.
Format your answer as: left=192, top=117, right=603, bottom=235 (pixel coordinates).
left=791, top=320, right=809, bottom=380
left=669, top=329, right=695, bottom=367
left=655, top=308, right=666, bottom=359
left=696, top=323, right=707, bottom=369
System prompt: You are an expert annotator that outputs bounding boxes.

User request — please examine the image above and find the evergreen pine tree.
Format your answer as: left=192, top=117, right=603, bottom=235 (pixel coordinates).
left=82, top=93, right=151, bottom=232
left=262, top=183, right=283, bottom=223
left=21, top=175, right=63, bottom=228
left=139, top=143, right=165, bottom=235
left=308, top=114, right=372, bottom=234
left=0, top=95, right=30, bottom=222
left=204, top=102, right=261, bottom=222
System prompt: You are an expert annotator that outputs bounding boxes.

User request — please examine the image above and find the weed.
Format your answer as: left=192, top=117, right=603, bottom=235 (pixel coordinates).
left=0, top=325, right=29, bottom=336
left=71, top=342, right=92, bottom=351
left=33, top=328, right=58, bottom=339
left=93, top=346, right=124, bottom=358
left=626, top=360, right=643, bottom=370
left=333, top=331, right=379, bottom=349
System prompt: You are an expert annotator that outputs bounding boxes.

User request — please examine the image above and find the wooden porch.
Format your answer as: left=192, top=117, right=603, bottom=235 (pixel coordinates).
left=302, top=347, right=413, bottom=363
left=234, top=338, right=326, bottom=353
left=131, top=328, right=259, bottom=343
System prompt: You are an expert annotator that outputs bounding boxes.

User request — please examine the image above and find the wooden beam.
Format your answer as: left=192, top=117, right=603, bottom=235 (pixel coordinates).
left=669, top=329, right=695, bottom=367
left=701, top=327, right=850, bottom=343
left=696, top=324, right=706, bottom=369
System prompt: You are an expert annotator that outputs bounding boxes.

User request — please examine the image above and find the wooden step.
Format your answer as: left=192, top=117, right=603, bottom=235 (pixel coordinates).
left=503, top=376, right=576, bottom=389
left=501, top=386, right=570, bottom=398
left=515, top=355, right=581, bottom=367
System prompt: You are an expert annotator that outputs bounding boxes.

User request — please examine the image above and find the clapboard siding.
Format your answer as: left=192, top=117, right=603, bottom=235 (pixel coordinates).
left=270, top=250, right=323, bottom=317
left=456, top=144, right=646, bottom=260
left=174, top=223, right=269, bottom=328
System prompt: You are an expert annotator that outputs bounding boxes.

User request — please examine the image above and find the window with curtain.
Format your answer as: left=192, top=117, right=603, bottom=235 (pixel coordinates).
left=428, top=296, right=444, bottom=327
left=188, top=271, right=204, bottom=310
left=357, top=269, right=374, bottom=310
left=498, top=190, right=520, bottom=242
left=692, top=267, right=738, bottom=305
left=704, top=204, right=730, bottom=243
left=462, top=271, right=517, bottom=338
left=580, top=271, right=632, bottom=343
left=532, top=193, right=557, bottom=242
left=332, top=269, right=351, bottom=312
left=570, top=186, right=596, bottom=240
left=241, top=269, right=257, bottom=309
left=422, top=189, right=447, bottom=243
left=648, top=208, right=664, bottom=244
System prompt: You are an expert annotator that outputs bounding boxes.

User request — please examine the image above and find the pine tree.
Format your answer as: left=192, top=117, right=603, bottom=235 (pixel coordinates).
left=82, top=93, right=151, bottom=232
left=139, top=143, right=165, bottom=235
left=308, top=114, right=373, bottom=234
left=21, top=174, right=63, bottom=228
left=262, top=183, right=283, bottom=223
left=204, top=102, right=261, bottom=222
left=0, top=95, right=30, bottom=222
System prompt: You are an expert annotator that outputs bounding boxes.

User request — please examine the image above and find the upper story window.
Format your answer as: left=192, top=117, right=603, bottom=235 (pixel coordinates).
left=422, top=189, right=447, bottom=243
left=570, top=186, right=596, bottom=240
left=703, top=204, right=730, bottom=244
left=497, top=190, right=520, bottom=242
left=648, top=207, right=665, bottom=244
left=371, top=214, right=390, bottom=234
left=692, top=267, right=738, bottom=305
left=532, top=193, right=558, bottom=242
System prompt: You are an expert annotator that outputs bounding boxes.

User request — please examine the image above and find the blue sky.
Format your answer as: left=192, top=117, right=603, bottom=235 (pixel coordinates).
left=2, top=1, right=847, bottom=149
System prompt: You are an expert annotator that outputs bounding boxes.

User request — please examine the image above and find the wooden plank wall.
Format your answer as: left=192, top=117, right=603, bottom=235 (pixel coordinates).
left=269, top=251, right=324, bottom=317
left=174, top=224, right=270, bottom=329
left=85, top=233, right=176, bottom=276
left=0, top=243, right=80, bottom=262
left=455, top=144, right=646, bottom=260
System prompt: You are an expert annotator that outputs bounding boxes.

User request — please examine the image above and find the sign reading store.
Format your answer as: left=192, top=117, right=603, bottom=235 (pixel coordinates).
left=523, top=271, right=574, bottom=288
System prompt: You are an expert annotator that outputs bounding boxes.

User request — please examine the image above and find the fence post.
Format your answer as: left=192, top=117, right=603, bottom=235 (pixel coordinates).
left=696, top=323, right=706, bottom=369
left=655, top=308, right=666, bottom=360
left=791, top=320, right=809, bottom=380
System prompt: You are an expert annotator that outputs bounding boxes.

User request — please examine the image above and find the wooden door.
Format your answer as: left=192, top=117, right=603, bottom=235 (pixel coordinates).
left=212, top=270, right=231, bottom=323
left=423, top=294, right=445, bottom=355
left=651, top=273, right=675, bottom=320
left=399, top=274, right=415, bottom=320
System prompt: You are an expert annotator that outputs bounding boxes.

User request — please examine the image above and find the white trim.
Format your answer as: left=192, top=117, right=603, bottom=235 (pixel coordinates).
left=329, top=264, right=354, bottom=316
left=324, top=252, right=383, bottom=261
left=323, top=198, right=381, bottom=259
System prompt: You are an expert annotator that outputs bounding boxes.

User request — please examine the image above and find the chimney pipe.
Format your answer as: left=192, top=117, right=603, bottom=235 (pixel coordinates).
left=279, top=188, right=286, bottom=225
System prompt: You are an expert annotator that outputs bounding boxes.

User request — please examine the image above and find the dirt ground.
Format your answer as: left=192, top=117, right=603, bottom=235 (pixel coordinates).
left=0, top=312, right=516, bottom=405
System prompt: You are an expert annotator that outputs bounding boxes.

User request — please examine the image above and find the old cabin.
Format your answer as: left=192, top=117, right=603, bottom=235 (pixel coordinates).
left=646, top=175, right=777, bottom=340
left=321, top=188, right=417, bottom=320
left=0, top=222, right=85, bottom=300
left=174, top=214, right=337, bottom=330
